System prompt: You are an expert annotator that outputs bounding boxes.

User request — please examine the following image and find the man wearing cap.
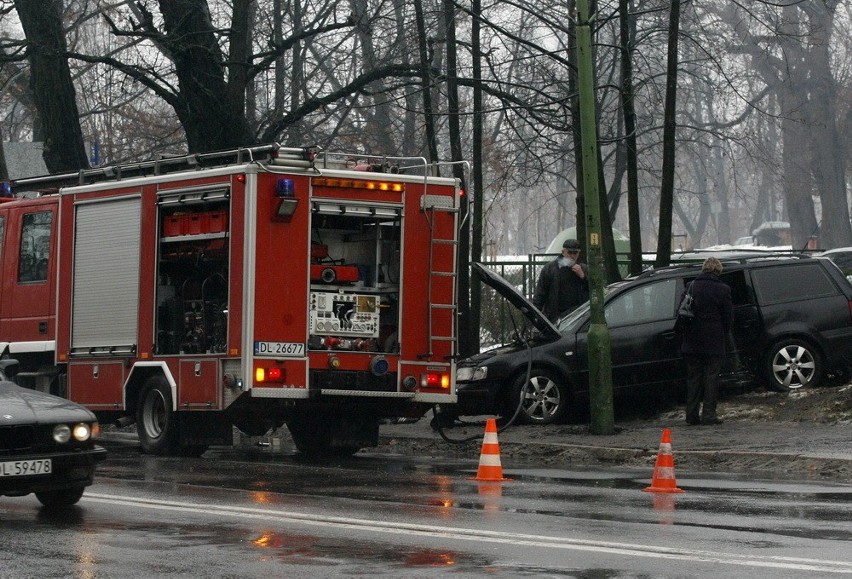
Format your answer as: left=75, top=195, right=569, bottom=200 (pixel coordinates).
left=532, top=239, right=589, bottom=323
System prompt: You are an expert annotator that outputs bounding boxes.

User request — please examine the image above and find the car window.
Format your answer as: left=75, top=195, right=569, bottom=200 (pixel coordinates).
left=720, top=270, right=752, bottom=306
left=828, top=252, right=852, bottom=270
left=604, top=279, right=677, bottom=327
left=752, top=263, right=837, bottom=305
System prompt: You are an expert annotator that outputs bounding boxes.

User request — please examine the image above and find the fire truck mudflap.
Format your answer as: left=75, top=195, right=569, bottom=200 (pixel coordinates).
left=3, top=145, right=460, bottom=458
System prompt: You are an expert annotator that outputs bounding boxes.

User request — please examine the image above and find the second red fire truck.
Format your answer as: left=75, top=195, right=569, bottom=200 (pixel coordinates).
left=0, top=144, right=460, bottom=456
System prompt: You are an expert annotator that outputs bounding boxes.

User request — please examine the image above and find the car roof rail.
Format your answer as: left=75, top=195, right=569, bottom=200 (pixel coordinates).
left=631, top=252, right=813, bottom=280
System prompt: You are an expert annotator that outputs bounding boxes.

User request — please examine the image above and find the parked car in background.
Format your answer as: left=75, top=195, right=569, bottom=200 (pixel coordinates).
left=0, top=359, right=106, bottom=507
left=818, top=247, right=852, bottom=281
left=449, top=256, right=852, bottom=425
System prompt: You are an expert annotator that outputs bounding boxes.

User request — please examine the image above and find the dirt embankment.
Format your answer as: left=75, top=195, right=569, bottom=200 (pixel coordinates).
left=376, top=384, right=852, bottom=480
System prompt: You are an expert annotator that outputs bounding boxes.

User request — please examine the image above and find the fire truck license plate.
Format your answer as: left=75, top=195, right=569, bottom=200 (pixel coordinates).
left=0, top=459, right=52, bottom=477
left=254, top=342, right=305, bottom=357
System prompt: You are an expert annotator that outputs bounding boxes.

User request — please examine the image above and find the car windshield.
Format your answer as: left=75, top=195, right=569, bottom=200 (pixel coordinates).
left=557, top=302, right=590, bottom=332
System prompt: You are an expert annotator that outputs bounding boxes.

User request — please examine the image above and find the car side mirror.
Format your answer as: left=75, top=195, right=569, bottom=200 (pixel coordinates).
left=0, top=358, right=20, bottom=378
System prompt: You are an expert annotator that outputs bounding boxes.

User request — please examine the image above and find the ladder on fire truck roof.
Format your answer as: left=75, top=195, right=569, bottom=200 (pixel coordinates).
left=9, top=144, right=314, bottom=193
left=420, top=193, right=460, bottom=361
left=10, top=144, right=458, bottom=195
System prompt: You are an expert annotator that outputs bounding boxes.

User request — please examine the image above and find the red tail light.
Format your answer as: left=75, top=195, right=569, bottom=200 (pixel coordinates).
left=422, top=372, right=450, bottom=390
left=255, top=367, right=284, bottom=383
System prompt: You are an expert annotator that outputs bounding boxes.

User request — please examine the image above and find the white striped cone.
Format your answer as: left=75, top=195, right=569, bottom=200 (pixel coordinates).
left=643, top=428, right=684, bottom=493
left=468, top=418, right=511, bottom=482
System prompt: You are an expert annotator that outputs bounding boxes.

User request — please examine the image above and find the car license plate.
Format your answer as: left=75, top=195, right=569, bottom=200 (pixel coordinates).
left=0, top=458, right=52, bottom=477
left=254, top=341, right=305, bottom=357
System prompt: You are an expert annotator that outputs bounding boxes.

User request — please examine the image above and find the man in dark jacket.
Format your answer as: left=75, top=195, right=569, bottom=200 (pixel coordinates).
left=680, top=257, right=733, bottom=425
left=532, top=238, right=589, bottom=323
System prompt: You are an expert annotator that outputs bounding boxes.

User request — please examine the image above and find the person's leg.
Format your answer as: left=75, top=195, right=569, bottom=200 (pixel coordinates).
left=684, top=354, right=703, bottom=424
left=701, top=355, right=724, bottom=424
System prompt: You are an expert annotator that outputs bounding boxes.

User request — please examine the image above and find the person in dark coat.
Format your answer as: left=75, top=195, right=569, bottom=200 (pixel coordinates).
left=532, top=238, right=589, bottom=323
left=680, top=257, right=733, bottom=425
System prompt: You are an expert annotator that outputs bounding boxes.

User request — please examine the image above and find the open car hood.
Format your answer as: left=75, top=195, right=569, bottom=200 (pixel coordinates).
left=473, top=262, right=561, bottom=341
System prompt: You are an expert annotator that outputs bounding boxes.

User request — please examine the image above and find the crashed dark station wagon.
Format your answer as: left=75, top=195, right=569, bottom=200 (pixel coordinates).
left=1, top=360, right=106, bottom=507
left=449, top=256, right=852, bottom=425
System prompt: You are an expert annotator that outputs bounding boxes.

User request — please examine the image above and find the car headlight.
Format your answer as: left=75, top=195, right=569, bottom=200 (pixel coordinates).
left=53, top=424, right=71, bottom=443
left=456, top=366, right=487, bottom=382
left=72, top=423, right=92, bottom=442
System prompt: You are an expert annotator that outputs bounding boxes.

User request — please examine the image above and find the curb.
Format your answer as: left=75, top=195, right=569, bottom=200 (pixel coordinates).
left=376, top=433, right=852, bottom=481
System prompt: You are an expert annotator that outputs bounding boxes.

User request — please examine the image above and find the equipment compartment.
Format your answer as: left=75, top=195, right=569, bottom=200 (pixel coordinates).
left=156, top=197, right=230, bottom=355
left=308, top=203, right=402, bottom=353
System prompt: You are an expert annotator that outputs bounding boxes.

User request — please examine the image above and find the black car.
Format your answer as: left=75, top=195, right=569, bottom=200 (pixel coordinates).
left=451, top=256, right=852, bottom=424
left=0, top=359, right=107, bottom=507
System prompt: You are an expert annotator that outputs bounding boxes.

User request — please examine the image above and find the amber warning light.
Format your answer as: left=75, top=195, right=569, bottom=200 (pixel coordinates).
left=312, top=177, right=404, bottom=192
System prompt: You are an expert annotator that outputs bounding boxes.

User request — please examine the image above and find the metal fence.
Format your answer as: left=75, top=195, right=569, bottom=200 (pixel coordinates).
left=476, top=255, right=551, bottom=349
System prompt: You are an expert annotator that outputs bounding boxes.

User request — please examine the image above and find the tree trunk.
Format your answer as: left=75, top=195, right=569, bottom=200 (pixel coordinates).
left=414, top=0, right=439, bottom=168
left=442, top=0, right=470, bottom=356
left=470, top=0, right=483, bottom=353
left=781, top=100, right=818, bottom=247
left=712, top=135, right=731, bottom=245
left=14, top=0, right=88, bottom=173
left=619, top=0, right=642, bottom=275
left=158, top=0, right=254, bottom=152
left=654, top=0, right=680, bottom=268
left=289, top=0, right=305, bottom=144
left=804, top=2, right=850, bottom=249
left=0, top=140, right=8, bottom=181
left=568, top=0, right=586, bottom=256
left=351, top=0, right=395, bottom=152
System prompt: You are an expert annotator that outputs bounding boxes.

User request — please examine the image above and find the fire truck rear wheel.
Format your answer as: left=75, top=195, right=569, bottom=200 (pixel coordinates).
left=136, top=375, right=178, bottom=455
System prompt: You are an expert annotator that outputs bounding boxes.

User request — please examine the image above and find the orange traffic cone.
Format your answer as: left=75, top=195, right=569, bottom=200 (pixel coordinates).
left=468, top=418, right=511, bottom=482
left=643, top=428, right=684, bottom=493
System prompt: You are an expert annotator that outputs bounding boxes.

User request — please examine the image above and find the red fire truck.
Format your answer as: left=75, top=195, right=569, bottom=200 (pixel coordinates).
left=0, top=144, right=460, bottom=456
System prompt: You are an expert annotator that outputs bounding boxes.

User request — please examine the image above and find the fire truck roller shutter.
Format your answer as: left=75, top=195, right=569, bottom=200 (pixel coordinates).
left=71, top=196, right=142, bottom=353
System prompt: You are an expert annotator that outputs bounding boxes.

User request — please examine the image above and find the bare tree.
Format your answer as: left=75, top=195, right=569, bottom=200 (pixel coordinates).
left=712, top=1, right=851, bottom=249
left=13, top=0, right=88, bottom=172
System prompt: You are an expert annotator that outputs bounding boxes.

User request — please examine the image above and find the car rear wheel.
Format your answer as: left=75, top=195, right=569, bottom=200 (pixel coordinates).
left=35, top=486, right=85, bottom=507
left=506, top=369, right=569, bottom=425
left=764, top=339, right=823, bottom=391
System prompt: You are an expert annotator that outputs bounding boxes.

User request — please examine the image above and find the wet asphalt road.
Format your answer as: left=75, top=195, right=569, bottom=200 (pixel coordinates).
left=1, top=435, right=851, bottom=578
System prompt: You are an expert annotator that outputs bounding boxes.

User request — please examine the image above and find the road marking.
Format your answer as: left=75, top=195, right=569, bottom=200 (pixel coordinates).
left=85, top=492, right=852, bottom=573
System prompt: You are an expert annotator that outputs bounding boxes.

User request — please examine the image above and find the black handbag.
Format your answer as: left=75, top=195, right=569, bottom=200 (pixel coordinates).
left=674, top=283, right=695, bottom=333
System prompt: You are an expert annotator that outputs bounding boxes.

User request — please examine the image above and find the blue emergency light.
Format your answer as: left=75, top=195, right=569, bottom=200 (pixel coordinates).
left=276, top=178, right=295, bottom=197
left=276, top=178, right=298, bottom=217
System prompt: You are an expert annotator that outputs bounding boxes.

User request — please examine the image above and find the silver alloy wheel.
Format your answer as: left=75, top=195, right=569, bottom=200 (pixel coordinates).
left=771, top=344, right=816, bottom=389
left=522, top=375, right=562, bottom=422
